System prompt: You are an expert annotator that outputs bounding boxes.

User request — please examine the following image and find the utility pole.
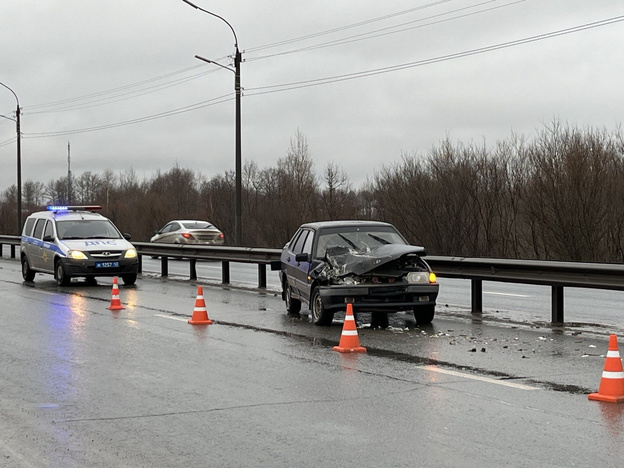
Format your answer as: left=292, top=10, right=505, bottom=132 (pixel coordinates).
left=67, top=141, right=71, bottom=204
left=234, top=46, right=242, bottom=247
left=0, top=81, right=22, bottom=234
left=183, top=0, right=243, bottom=246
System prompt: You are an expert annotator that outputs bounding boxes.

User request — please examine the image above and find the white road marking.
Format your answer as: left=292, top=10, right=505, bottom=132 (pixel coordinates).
left=155, top=314, right=188, bottom=322
left=417, top=365, right=538, bottom=390
left=484, top=291, right=530, bottom=298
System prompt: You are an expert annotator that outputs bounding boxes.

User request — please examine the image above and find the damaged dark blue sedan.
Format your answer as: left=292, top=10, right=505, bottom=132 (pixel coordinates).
left=279, top=221, right=439, bottom=327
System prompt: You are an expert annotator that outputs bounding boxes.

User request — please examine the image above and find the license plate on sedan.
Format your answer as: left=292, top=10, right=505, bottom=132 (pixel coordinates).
left=95, top=261, right=119, bottom=268
left=418, top=296, right=429, bottom=302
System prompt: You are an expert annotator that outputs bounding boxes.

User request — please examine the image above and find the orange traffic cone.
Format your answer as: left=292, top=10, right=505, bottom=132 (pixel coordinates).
left=333, top=303, right=366, bottom=353
left=107, top=277, right=125, bottom=311
left=589, top=334, right=624, bottom=403
left=188, top=286, right=213, bottom=325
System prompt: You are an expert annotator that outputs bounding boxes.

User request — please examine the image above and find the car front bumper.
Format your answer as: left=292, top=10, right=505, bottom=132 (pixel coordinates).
left=318, top=283, right=439, bottom=312
left=61, top=257, right=139, bottom=277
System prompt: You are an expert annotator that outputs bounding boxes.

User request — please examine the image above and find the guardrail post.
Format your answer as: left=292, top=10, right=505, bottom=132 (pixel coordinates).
left=138, top=254, right=143, bottom=274
left=222, top=261, right=230, bottom=284
left=552, top=285, right=564, bottom=323
left=258, top=264, right=267, bottom=289
left=190, top=259, right=197, bottom=280
left=471, top=279, right=483, bottom=313
left=10, top=245, right=15, bottom=259
left=161, top=256, right=169, bottom=277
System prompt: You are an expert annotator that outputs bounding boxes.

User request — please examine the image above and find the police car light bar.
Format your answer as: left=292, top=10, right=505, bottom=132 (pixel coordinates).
left=46, top=205, right=103, bottom=212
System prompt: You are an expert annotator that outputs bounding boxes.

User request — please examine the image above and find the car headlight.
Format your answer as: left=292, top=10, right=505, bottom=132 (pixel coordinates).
left=429, top=272, right=437, bottom=284
left=124, top=249, right=137, bottom=259
left=406, top=272, right=429, bottom=284
left=67, top=250, right=87, bottom=260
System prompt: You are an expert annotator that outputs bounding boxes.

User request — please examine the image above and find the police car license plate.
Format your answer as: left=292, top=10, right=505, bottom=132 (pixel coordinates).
left=95, top=261, right=119, bottom=268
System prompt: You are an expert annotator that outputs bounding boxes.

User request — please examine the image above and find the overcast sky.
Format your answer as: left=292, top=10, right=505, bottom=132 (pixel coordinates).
left=1, top=0, right=623, bottom=192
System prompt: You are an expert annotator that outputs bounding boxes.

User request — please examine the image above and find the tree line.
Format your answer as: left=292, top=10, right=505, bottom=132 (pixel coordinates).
left=2, top=123, right=624, bottom=263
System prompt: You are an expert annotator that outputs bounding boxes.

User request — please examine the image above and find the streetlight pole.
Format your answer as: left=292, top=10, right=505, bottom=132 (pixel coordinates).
left=0, top=81, right=22, bottom=234
left=183, top=0, right=243, bottom=246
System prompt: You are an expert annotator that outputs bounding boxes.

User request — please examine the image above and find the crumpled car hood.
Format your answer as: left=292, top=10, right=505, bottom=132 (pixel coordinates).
left=324, top=244, right=426, bottom=276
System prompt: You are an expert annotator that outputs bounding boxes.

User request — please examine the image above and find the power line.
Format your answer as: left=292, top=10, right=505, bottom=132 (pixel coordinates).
left=245, top=0, right=452, bottom=53
left=0, top=137, right=16, bottom=148
left=23, top=93, right=234, bottom=138
left=16, top=8, right=623, bottom=141
left=246, top=14, right=624, bottom=96
left=27, top=67, right=222, bottom=115
left=27, top=64, right=208, bottom=111
left=245, top=0, right=518, bottom=62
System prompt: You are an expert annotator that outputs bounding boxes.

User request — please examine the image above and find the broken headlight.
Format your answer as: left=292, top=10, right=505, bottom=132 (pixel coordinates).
left=340, top=276, right=360, bottom=285
left=406, top=272, right=430, bottom=284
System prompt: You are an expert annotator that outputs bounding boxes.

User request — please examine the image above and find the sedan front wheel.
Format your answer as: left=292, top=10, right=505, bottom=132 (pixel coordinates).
left=310, top=288, right=334, bottom=326
left=413, top=305, right=435, bottom=326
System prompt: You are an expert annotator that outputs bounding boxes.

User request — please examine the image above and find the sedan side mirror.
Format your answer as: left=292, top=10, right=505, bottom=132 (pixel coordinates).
left=123, top=233, right=132, bottom=240
left=295, top=253, right=309, bottom=263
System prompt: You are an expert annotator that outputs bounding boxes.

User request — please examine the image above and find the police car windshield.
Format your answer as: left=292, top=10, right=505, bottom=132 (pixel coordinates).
left=57, top=220, right=121, bottom=240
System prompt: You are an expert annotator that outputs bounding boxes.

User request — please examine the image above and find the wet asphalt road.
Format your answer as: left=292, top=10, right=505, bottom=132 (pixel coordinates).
left=1, top=257, right=624, bottom=467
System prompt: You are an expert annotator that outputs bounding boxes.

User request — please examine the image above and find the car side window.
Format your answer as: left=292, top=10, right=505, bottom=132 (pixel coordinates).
left=302, top=230, right=314, bottom=255
left=287, top=229, right=301, bottom=251
left=171, top=222, right=181, bottom=231
left=22, top=218, right=36, bottom=236
left=291, top=230, right=309, bottom=254
left=33, top=219, right=46, bottom=240
left=162, top=223, right=174, bottom=233
left=43, top=221, right=55, bottom=240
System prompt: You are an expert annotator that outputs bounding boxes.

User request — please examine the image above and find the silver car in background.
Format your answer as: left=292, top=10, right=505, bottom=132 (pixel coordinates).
left=150, top=220, right=225, bottom=245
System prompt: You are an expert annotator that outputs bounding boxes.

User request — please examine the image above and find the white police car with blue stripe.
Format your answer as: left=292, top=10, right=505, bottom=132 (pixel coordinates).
left=21, top=205, right=138, bottom=286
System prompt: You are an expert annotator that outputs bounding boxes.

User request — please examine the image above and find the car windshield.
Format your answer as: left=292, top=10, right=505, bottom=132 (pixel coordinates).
left=57, top=220, right=121, bottom=240
left=181, top=221, right=213, bottom=229
left=316, top=227, right=406, bottom=258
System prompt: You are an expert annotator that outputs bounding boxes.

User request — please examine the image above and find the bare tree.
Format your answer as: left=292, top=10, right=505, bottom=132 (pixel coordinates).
left=319, top=161, right=353, bottom=220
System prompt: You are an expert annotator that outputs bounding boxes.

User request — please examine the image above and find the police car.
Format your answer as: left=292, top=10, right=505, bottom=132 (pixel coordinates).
left=20, top=205, right=139, bottom=286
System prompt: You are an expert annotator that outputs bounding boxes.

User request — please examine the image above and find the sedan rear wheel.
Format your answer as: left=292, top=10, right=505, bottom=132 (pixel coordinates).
left=310, top=288, right=334, bottom=326
left=284, top=283, right=301, bottom=314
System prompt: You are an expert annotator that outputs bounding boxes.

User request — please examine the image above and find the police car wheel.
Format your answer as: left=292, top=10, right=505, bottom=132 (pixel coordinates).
left=121, top=274, right=137, bottom=285
left=55, top=261, right=71, bottom=286
left=21, top=256, right=35, bottom=282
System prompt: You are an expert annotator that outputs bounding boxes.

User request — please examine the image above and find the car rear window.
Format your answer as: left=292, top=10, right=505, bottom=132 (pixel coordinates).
left=182, top=221, right=213, bottom=229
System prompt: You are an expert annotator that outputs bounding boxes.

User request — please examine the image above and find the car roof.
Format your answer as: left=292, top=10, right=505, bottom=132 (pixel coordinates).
left=169, top=220, right=212, bottom=224
left=28, top=209, right=105, bottom=221
left=298, top=220, right=395, bottom=230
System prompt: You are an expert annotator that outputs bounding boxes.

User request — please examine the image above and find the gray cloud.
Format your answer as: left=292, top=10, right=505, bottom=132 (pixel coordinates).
left=1, top=0, right=623, bottom=191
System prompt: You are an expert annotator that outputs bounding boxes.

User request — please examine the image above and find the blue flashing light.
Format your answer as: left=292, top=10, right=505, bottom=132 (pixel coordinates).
left=46, top=205, right=102, bottom=212
left=47, top=205, right=68, bottom=212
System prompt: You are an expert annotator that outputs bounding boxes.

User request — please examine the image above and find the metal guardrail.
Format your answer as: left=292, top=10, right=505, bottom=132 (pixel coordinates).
left=2, top=235, right=623, bottom=323
left=0, top=235, right=19, bottom=259
left=132, top=241, right=281, bottom=289
left=425, top=256, right=624, bottom=323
